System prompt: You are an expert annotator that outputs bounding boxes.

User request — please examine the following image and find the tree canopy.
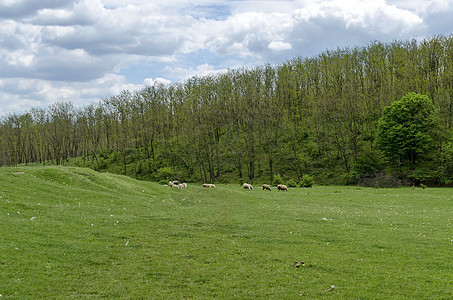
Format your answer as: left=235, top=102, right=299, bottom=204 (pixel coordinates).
left=1, top=35, right=453, bottom=186
left=377, top=93, right=439, bottom=168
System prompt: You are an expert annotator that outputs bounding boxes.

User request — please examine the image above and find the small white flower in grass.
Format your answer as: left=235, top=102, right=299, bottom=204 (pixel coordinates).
left=91, top=224, right=94, bottom=226
left=325, top=285, right=336, bottom=292
left=30, top=217, right=36, bottom=221
left=17, top=212, right=20, bottom=214
left=126, top=241, right=129, bottom=246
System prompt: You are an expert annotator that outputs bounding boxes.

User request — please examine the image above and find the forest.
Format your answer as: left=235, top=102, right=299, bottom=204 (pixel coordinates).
left=1, top=35, right=453, bottom=186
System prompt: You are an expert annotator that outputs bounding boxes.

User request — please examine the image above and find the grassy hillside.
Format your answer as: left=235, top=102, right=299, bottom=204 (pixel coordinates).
left=0, top=166, right=452, bottom=298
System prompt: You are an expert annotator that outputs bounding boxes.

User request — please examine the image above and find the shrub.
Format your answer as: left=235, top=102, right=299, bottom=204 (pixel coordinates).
left=352, top=149, right=385, bottom=178
left=156, top=167, right=175, bottom=181
left=273, top=174, right=283, bottom=185
left=300, top=174, right=314, bottom=188
left=287, top=179, right=298, bottom=187
left=408, top=169, right=434, bottom=186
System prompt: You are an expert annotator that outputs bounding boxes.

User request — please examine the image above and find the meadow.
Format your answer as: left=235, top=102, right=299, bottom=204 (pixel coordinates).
left=0, top=166, right=452, bottom=299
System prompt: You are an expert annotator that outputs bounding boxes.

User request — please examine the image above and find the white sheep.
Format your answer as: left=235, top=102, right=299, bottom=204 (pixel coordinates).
left=262, top=184, right=271, bottom=191
left=277, top=184, right=288, bottom=191
left=169, top=181, right=181, bottom=188
left=179, top=183, right=188, bottom=188
left=242, top=183, right=253, bottom=190
left=203, top=183, right=216, bottom=188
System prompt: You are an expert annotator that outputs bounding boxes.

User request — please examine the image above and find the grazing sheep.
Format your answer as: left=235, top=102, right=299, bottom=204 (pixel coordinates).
left=262, top=184, right=271, bottom=191
left=169, top=181, right=182, bottom=188
left=203, top=183, right=216, bottom=188
left=277, top=184, right=288, bottom=191
left=242, top=183, right=253, bottom=190
left=179, top=182, right=188, bottom=188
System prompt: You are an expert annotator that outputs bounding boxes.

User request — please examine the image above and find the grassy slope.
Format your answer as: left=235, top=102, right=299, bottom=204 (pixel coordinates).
left=0, top=166, right=452, bottom=299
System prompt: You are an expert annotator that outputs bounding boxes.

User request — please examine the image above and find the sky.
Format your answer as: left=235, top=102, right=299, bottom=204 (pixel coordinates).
left=1, top=0, right=452, bottom=116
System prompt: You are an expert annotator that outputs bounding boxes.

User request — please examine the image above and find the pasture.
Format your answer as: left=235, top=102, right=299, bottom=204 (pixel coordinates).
left=0, top=166, right=452, bottom=298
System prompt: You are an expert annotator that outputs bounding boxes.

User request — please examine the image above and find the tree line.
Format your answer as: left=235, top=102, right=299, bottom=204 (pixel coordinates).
left=2, top=35, right=453, bottom=186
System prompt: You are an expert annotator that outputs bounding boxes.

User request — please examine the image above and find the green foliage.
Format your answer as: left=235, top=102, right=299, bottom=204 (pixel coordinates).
left=156, top=167, right=175, bottom=181
left=408, top=169, right=435, bottom=186
left=352, top=149, right=385, bottom=178
left=377, top=93, right=439, bottom=168
left=436, top=137, right=453, bottom=184
left=286, top=179, right=298, bottom=187
left=300, top=174, right=314, bottom=187
left=4, top=36, right=453, bottom=186
left=272, top=174, right=283, bottom=185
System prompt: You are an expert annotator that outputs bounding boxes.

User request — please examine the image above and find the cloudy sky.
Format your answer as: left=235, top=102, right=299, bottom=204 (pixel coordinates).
left=1, top=0, right=452, bottom=116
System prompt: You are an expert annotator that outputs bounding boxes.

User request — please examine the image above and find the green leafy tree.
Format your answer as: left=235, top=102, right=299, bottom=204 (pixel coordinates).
left=377, top=93, right=439, bottom=168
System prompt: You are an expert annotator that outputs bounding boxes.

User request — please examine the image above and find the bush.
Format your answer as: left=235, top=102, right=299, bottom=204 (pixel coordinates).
left=156, top=167, right=175, bottom=181
left=352, top=149, right=385, bottom=178
left=408, top=169, right=434, bottom=186
left=273, top=174, right=283, bottom=185
left=300, top=174, right=314, bottom=188
left=287, top=179, right=298, bottom=187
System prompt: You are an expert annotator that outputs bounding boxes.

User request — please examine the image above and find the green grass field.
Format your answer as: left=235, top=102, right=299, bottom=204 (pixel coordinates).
left=1, top=166, right=452, bottom=299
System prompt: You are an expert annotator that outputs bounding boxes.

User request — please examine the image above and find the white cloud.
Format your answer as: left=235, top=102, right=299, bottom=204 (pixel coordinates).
left=294, top=0, right=423, bottom=32
left=143, top=78, right=172, bottom=86
left=268, top=40, right=293, bottom=51
left=164, top=63, right=228, bottom=80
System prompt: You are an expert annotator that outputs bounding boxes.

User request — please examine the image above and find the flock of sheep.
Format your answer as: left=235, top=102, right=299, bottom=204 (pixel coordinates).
left=165, top=181, right=288, bottom=191
left=242, top=183, right=288, bottom=191
left=166, top=181, right=188, bottom=188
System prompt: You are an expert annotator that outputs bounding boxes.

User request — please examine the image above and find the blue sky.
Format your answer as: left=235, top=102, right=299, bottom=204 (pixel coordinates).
left=1, top=0, right=453, bottom=115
